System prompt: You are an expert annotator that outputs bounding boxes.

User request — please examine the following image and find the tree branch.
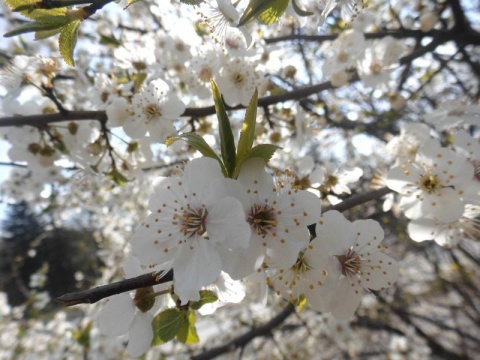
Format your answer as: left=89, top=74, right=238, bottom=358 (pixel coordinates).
left=55, top=270, right=173, bottom=306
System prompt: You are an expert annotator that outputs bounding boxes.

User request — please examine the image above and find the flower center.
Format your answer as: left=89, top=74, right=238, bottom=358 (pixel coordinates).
left=370, top=62, right=383, bottom=74
left=179, top=206, right=208, bottom=238
left=144, top=103, right=162, bottom=122
left=248, top=203, right=278, bottom=236
left=337, top=248, right=362, bottom=277
left=419, top=173, right=439, bottom=194
left=199, top=67, right=213, bottom=82
left=292, top=251, right=312, bottom=274
left=337, top=51, right=349, bottom=63
left=232, top=72, right=244, bottom=85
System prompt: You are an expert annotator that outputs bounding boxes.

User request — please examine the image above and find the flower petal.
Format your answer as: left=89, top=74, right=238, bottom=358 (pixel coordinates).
left=98, top=293, right=135, bottom=337
left=127, top=312, right=154, bottom=358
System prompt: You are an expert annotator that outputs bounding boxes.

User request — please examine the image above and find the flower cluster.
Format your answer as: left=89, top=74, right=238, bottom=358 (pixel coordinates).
left=386, top=104, right=480, bottom=247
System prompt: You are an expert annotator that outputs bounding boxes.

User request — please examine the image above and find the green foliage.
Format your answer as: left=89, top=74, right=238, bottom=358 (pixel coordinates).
left=106, top=168, right=129, bottom=185
left=239, top=0, right=290, bottom=26
left=189, top=290, right=218, bottom=310
left=167, top=86, right=280, bottom=179
left=176, top=311, right=199, bottom=344
left=151, top=290, right=217, bottom=346
left=291, top=0, right=313, bottom=17
left=233, top=144, right=281, bottom=178
left=3, top=0, right=85, bottom=66
left=236, top=88, right=258, bottom=165
left=180, top=0, right=205, bottom=5
left=151, top=308, right=187, bottom=345
left=166, top=132, right=227, bottom=175
left=59, top=20, right=81, bottom=67
left=211, top=80, right=237, bottom=178
left=73, top=321, right=93, bottom=350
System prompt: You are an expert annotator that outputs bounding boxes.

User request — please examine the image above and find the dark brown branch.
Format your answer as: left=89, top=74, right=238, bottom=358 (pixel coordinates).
left=191, top=304, right=295, bottom=360
left=55, top=270, right=173, bottom=306
left=323, top=186, right=392, bottom=214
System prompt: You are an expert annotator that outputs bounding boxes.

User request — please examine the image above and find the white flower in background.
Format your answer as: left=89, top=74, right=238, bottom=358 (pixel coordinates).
left=322, top=30, right=365, bottom=77
left=408, top=205, right=480, bottom=247
left=98, top=257, right=168, bottom=358
left=198, top=272, right=246, bottom=315
left=386, top=123, right=431, bottom=164
left=314, top=210, right=399, bottom=319
left=452, top=130, right=480, bottom=162
left=182, top=48, right=221, bottom=99
left=155, top=33, right=192, bottom=70
left=222, top=158, right=321, bottom=279
left=317, top=161, right=363, bottom=203
left=199, top=0, right=252, bottom=49
left=90, top=73, right=132, bottom=109
left=357, top=37, right=405, bottom=90
left=131, top=157, right=251, bottom=303
left=125, top=79, right=185, bottom=139
left=216, top=57, right=259, bottom=106
left=106, top=97, right=132, bottom=128
left=114, top=41, right=156, bottom=71
left=320, top=0, right=365, bottom=24
left=424, top=100, right=480, bottom=130
left=290, top=155, right=325, bottom=193
left=387, top=138, right=474, bottom=222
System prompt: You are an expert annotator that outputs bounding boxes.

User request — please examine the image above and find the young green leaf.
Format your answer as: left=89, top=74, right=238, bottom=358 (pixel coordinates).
left=3, top=21, right=63, bottom=38
left=291, top=0, right=313, bottom=16
left=151, top=308, right=187, bottom=346
left=59, top=20, right=81, bottom=67
left=236, top=88, right=258, bottom=167
left=180, top=0, right=205, bottom=4
left=211, top=80, right=236, bottom=178
left=105, top=168, right=129, bottom=185
left=176, top=310, right=199, bottom=344
left=234, top=143, right=281, bottom=178
left=189, top=290, right=218, bottom=310
left=165, top=133, right=227, bottom=176
left=35, top=27, right=62, bottom=40
left=239, top=0, right=289, bottom=26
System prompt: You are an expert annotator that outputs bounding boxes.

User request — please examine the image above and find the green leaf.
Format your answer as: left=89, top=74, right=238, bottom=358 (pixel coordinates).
left=106, top=168, right=129, bottom=185
left=234, top=144, right=281, bottom=178
left=58, top=20, right=81, bottom=67
left=180, top=0, right=205, bottom=4
left=190, top=290, right=218, bottom=310
left=211, top=80, right=236, bottom=178
left=3, top=20, right=64, bottom=38
left=236, top=88, right=258, bottom=170
left=151, top=308, right=187, bottom=346
left=35, top=27, right=62, bottom=40
left=124, top=0, right=142, bottom=9
left=165, top=133, right=227, bottom=175
left=99, top=34, right=122, bottom=47
left=131, top=72, right=147, bottom=93
left=291, top=0, right=313, bottom=16
left=176, top=310, right=199, bottom=344
left=239, top=0, right=289, bottom=26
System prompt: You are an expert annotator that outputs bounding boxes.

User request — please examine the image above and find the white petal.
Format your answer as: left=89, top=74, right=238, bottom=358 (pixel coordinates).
left=237, top=158, right=275, bottom=197
left=315, top=211, right=355, bottom=255
left=351, top=219, right=384, bottom=254
left=207, top=196, right=251, bottom=249
left=421, top=190, right=464, bottom=223
left=174, top=238, right=222, bottom=303
left=327, top=277, right=362, bottom=320
left=360, top=252, right=399, bottom=291
left=98, top=293, right=135, bottom=337
left=127, top=312, right=154, bottom=358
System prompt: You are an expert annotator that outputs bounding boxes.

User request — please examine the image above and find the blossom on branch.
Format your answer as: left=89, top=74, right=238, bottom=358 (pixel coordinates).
left=131, top=157, right=251, bottom=303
